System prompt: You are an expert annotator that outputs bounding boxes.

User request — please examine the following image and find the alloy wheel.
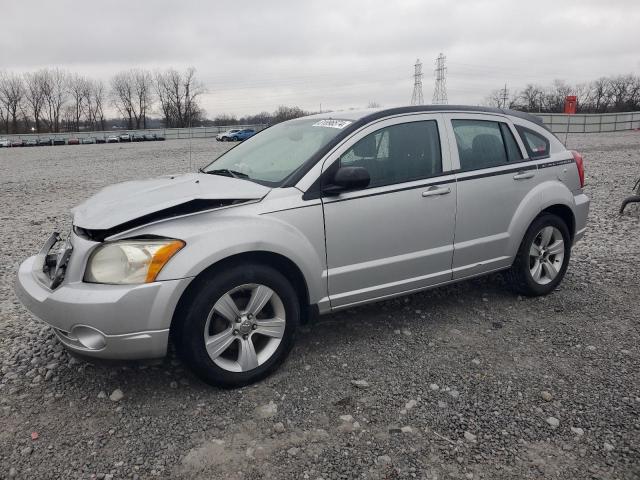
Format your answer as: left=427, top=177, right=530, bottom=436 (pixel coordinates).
left=203, top=283, right=286, bottom=372
left=529, top=226, right=565, bottom=285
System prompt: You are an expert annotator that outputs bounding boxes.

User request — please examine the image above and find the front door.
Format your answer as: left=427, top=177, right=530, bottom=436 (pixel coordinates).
left=321, top=114, right=457, bottom=308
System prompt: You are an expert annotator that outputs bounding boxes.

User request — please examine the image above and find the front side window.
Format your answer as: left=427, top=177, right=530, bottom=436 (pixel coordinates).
left=338, top=120, right=442, bottom=188
left=452, top=119, right=523, bottom=171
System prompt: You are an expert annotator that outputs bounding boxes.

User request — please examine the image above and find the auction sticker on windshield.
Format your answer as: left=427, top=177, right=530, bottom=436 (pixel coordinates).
left=312, top=119, right=352, bottom=129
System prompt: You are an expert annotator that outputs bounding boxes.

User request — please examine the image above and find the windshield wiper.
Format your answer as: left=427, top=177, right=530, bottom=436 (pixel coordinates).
left=201, top=168, right=249, bottom=179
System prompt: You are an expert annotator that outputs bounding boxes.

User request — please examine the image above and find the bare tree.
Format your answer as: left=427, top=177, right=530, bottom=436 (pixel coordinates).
left=133, top=69, right=153, bottom=129
left=69, top=74, right=90, bottom=131
left=154, top=67, right=204, bottom=128
left=84, top=79, right=106, bottom=131
left=23, top=70, right=47, bottom=133
left=41, top=68, right=68, bottom=133
left=272, top=105, right=307, bottom=123
left=0, top=72, right=25, bottom=133
left=111, top=71, right=136, bottom=128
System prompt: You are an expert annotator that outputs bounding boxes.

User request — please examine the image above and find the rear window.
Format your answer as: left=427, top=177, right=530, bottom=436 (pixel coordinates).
left=516, top=126, right=550, bottom=159
left=451, top=120, right=522, bottom=171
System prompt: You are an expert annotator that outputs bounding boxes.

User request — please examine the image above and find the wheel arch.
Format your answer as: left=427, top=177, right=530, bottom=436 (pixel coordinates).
left=541, top=204, right=575, bottom=240
left=507, top=181, right=577, bottom=257
left=169, top=250, right=314, bottom=345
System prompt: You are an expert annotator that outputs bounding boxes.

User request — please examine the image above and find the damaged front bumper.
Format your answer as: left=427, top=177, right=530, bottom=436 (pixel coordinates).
left=14, top=232, right=192, bottom=360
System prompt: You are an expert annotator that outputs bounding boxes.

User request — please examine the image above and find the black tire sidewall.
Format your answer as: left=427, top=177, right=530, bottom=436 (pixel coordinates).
left=518, top=214, right=571, bottom=296
left=177, top=263, right=299, bottom=388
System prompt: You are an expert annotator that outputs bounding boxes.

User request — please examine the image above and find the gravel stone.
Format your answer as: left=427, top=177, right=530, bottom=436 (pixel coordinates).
left=109, top=389, right=124, bottom=402
left=350, top=379, right=370, bottom=389
left=464, top=431, right=477, bottom=442
left=541, top=391, right=553, bottom=402
left=546, top=417, right=560, bottom=428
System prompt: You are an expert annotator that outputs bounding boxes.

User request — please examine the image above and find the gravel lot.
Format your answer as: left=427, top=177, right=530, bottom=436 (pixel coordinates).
left=0, top=133, right=639, bottom=479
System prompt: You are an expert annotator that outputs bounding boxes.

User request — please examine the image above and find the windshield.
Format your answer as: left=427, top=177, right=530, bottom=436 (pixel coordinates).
left=202, top=118, right=351, bottom=186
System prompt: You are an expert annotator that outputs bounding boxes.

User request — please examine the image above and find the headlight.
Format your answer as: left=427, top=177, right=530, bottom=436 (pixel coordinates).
left=84, top=239, right=185, bottom=284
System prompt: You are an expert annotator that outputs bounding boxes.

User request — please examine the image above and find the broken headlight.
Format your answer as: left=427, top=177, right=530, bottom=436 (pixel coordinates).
left=84, top=239, right=185, bottom=284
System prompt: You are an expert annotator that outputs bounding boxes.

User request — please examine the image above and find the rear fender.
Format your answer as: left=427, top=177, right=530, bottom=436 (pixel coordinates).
left=507, top=180, right=575, bottom=257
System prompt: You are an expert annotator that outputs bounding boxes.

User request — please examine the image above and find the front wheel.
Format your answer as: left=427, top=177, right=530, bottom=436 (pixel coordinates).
left=505, top=213, right=571, bottom=296
left=175, top=263, right=299, bottom=388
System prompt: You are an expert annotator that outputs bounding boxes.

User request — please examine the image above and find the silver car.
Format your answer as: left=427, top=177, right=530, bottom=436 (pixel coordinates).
left=15, top=106, right=589, bottom=387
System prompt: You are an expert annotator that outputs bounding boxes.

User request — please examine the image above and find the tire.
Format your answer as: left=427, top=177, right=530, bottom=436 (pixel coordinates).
left=175, top=263, right=300, bottom=388
left=232, top=136, right=239, bottom=142
left=505, top=213, right=571, bottom=296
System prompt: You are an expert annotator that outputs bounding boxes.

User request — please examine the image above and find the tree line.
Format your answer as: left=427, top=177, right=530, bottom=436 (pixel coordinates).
left=0, top=67, right=204, bottom=134
left=486, top=74, right=640, bottom=113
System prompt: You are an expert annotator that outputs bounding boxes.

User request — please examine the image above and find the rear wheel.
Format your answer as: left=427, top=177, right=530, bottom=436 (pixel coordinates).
left=232, top=136, right=239, bottom=141
left=506, top=214, right=571, bottom=296
left=176, top=263, right=299, bottom=388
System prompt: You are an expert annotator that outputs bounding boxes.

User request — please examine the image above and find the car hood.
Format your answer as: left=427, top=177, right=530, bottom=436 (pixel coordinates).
left=72, top=172, right=270, bottom=230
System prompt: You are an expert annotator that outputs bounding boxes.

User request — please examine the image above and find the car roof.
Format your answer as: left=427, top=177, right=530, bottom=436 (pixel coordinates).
left=304, top=105, right=544, bottom=127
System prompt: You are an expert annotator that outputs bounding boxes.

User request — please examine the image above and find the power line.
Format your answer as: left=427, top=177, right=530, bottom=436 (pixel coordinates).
left=411, top=59, right=424, bottom=105
left=433, top=53, right=448, bottom=104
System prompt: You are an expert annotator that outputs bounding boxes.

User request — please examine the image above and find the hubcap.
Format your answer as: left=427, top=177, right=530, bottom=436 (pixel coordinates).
left=529, top=226, right=565, bottom=285
left=203, top=284, right=286, bottom=373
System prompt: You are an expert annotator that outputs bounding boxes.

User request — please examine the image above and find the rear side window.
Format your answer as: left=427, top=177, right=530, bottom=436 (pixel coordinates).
left=516, top=126, right=550, bottom=159
left=339, top=120, right=442, bottom=188
left=452, top=120, right=523, bottom=171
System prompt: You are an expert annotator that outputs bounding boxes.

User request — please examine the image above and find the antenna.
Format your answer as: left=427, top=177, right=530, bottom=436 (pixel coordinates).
left=432, top=53, right=448, bottom=104
left=188, top=106, right=193, bottom=171
left=411, top=59, right=424, bottom=105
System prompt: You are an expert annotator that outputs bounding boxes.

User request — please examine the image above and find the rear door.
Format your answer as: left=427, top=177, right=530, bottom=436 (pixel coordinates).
left=321, top=114, right=457, bottom=308
left=444, top=113, right=536, bottom=279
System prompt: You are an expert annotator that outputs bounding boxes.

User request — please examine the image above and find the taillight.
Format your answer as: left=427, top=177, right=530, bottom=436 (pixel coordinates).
left=571, top=150, right=585, bottom=188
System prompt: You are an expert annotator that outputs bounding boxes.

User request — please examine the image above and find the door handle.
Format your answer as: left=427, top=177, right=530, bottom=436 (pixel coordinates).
left=513, top=171, right=535, bottom=180
left=422, top=186, right=451, bottom=197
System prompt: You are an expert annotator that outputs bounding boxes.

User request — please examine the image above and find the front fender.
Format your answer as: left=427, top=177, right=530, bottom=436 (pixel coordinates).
left=145, top=213, right=326, bottom=304
left=506, top=179, right=576, bottom=256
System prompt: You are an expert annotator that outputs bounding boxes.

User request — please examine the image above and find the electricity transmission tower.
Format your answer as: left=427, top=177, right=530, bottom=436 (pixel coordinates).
left=432, top=53, right=448, bottom=104
left=499, top=84, right=510, bottom=108
left=411, top=59, right=424, bottom=105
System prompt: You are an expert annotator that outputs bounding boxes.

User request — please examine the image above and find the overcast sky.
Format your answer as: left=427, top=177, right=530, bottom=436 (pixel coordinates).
left=2, top=0, right=639, bottom=118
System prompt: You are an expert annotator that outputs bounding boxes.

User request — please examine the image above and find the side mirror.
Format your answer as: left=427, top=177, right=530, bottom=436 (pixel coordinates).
left=323, top=166, right=370, bottom=195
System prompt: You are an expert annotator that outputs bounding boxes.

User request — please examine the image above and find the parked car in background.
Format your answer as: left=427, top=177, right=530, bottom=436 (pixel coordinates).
left=53, top=138, right=66, bottom=146
left=234, top=129, right=256, bottom=141
left=132, top=133, right=145, bottom=142
left=68, top=138, right=80, bottom=145
left=216, top=129, right=242, bottom=141
left=143, top=133, right=156, bottom=141
left=37, top=138, right=53, bottom=146
left=0, top=138, right=10, bottom=147
left=11, top=139, right=25, bottom=147
left=81, top=137, right=96, bottom=144
left=95, top=137, right=106, bottom=144
left=14, top=106, right=589, bottom=388
left=119, top=133, right=131, bottom=142
left=155, top=134, right=165, bottom=141
left=106, top=135, right=119, bottom=143
left=26, top=138, right=38, bottom=147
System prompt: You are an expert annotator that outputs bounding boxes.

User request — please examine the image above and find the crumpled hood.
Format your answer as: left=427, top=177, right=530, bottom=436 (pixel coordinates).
left=72, top=172, right=270, bottom=230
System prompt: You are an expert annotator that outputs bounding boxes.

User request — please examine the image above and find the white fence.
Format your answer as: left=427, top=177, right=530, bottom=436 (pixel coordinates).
left=3, top=112, right=640, bottom=141
left=3, top=125, right=268, bottom=142
left=537, top=111, right=640, bottom=134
